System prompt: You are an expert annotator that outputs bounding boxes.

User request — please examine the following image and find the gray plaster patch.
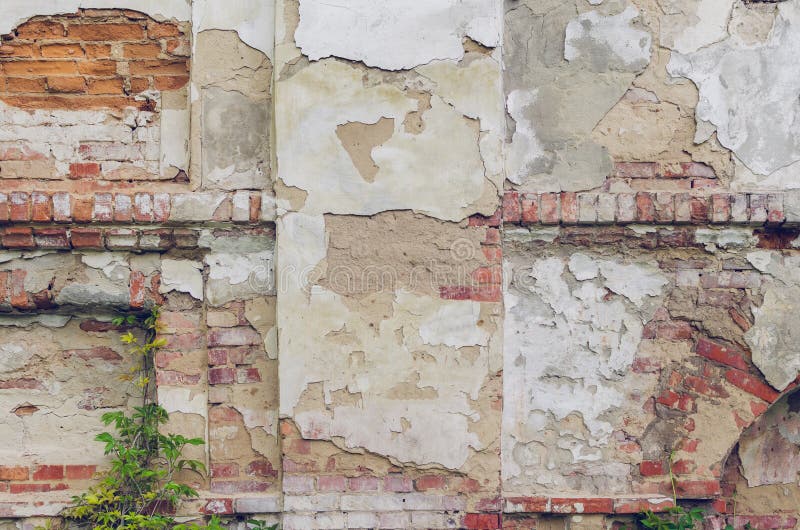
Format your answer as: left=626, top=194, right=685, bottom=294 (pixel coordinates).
left=504, top=1, right=650, bottom=190
left=565, top=6, right=652, bottom=72
left=202, top=87, right=270, bottom=190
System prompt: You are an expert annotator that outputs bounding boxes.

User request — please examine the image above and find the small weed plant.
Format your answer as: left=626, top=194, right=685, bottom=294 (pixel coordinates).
left=636, top=452, right=749, bottom=530
left=56, top=307, right=276, bottom=530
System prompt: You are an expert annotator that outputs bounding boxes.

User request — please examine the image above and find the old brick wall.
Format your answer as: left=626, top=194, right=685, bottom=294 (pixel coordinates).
left=2, top=0, right=800, bottom=529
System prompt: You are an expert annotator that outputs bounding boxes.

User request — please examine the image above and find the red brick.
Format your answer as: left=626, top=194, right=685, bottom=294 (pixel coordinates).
left=47, top=76, right=87, bottom=93
left=4, top=60, right=78, bottom=76
left=129, top=271, right=146, bottom=309
left=9, top=269, right=29, bottom=309
left=210, top=463, right=239, bottom=479
left=674, top=480, right=720, bottom=498
left=635, top=192, right=655, bottom=222
left=550, top=497, right=614, bottom=514
left=0, top=466, right=28, bottom=481
left=33, top=227, right=69, bottom=249
left=208, top=367, right=235, bottom=385
left=470, top=285, right=501, bottom=302
left=201, top=499, right=233, bottom=515
left=148, top=22, right=183, bottom=38
left=384, top=475, right=413, bottom=492
left=468, top=209, right=502, bottom=227
left=724, top=369, right=779, bottom=403
left=72, top=197, right=94, bottom=222
left=123, top=43, right=162, bottom=58
left=31, top=193, right=52, bottom=222
left=153, top=75, right=190, bottom=91
left=16, top=21, right=65, bottom=39
left=153, top=193, right=170, bottom=222
left=245, top=459, right=277, bottom=478
left=133, top=193, right=153, bottom=222
left=614, top=162, right=656, bottom=178
left=690, top=198, right=709, bottom=223
left=656, top=390, right=694, bottom=412
left=65, top=465, right=96, bottom=480
left=415, top=475, right=447, bottom=491
left=70, top=228, right=103, bottom=248
left=0, top=272, right=8, bottom=305
left=643, top=321, right=693, bottom=341
left=695, top=338, right=749, bottom=371
left=463, top=513, right=501, bottom=530
left=318, top=475, right=347, bottom=492
left=560, top=192, right=577, bottom=224
left=93, top=193, right=113, bottom=221
left=3, top=227, right=35, bottom=249
left=613, top=498, right=675, bottom=514
left=640, top=460, right=666, bottom=477
left=520, top=194, right=539, bottom=223
left=32, top=465, right=63, bottom=481
left=0, top=194, right=7, bottom=222
left=67, top=23, right=145, bottom=41
left=348, top=475, right=380, bottom=491
left=540, top=193, right=559, bottom=224
left=440, top=285, right=471, bottom=300
left=472, top=266, right=502, bottom=284
left=506, top=497, right=549, bottom=512
left=208, top=327, right=261, bottom=347
left=502, top=191, right=521, bottom=223
left=236, top=367, right=261, bottom=384
left=210, top=480, right=270, bottom=494
left=9, top=192, right=30, bottom=222
left=484, top=228, right=501, bottom=245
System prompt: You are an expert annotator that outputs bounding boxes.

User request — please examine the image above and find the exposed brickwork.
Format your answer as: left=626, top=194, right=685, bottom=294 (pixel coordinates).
left=0, top=11, right=189, bottom=110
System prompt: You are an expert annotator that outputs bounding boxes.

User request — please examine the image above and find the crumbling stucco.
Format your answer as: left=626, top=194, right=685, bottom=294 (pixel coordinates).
left=745, top=251, right=800, bottom=390
left=504, top=0, right=652, bottom=191
left=668, top=0, right=800, bottom=185
left=294, top=0, right=502, bottom=70
left=503, top=247, right=666, bottom=492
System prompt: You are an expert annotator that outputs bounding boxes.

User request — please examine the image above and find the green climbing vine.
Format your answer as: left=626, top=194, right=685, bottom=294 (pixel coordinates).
left=52, top=307, right=276, bottom=530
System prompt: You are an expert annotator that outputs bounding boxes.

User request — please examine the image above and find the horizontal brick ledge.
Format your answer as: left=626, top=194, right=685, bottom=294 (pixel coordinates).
left=504, top=495, right=676, bottom=514
left=496, top=191, right=797, bottom=227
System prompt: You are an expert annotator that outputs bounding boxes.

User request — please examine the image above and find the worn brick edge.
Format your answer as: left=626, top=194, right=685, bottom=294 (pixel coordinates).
left=474, top=191, right=799, bottom=226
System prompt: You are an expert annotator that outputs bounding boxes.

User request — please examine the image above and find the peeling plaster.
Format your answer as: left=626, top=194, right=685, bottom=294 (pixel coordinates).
left=2, top=0, right=191, bottom=34
left=278, top=213, right=492, bottom=469
left=192, top=0, right=275, bottom=59
left=745, top=251, right=800, bottom=390
left=504, top=1, right=651, bottom=191
left=668, top=0, right=800, bottom=181
left=160, top=259, right=203, bottom=300
left=276, top=60, right=499, bottom=221
left=294, top=0, right=502, bottom=70
left=503, top=250, right=666, bottom=489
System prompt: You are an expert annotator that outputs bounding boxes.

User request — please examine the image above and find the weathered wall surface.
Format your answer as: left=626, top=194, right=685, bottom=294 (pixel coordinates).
left=2, top=0, right=800, bottom=529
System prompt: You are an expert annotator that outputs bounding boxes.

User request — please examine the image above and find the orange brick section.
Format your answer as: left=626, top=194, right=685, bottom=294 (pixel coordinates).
left=0, top=10, right=189, bottom=110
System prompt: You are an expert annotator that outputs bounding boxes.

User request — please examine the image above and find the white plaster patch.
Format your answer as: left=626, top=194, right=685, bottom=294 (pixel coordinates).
left=160, top=259, right=203, bottom=300
left=565, top=6, right=652, bottom=71
left=294, top=0, right=502, bottom=70
left=598, top=261, right=668, bottom=309
left=668, top=0, right=800, bottom=178
left=659, top=0, right=735, bottom=54
left=158, top=387, right=206, bottom=416
left=418, top=301, right=488, bottom=348
left=277, top=60, right=495, bottom=221
left=505, top=89, right=547, bottom=186
left=694, top=227, right=758, bottom=250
